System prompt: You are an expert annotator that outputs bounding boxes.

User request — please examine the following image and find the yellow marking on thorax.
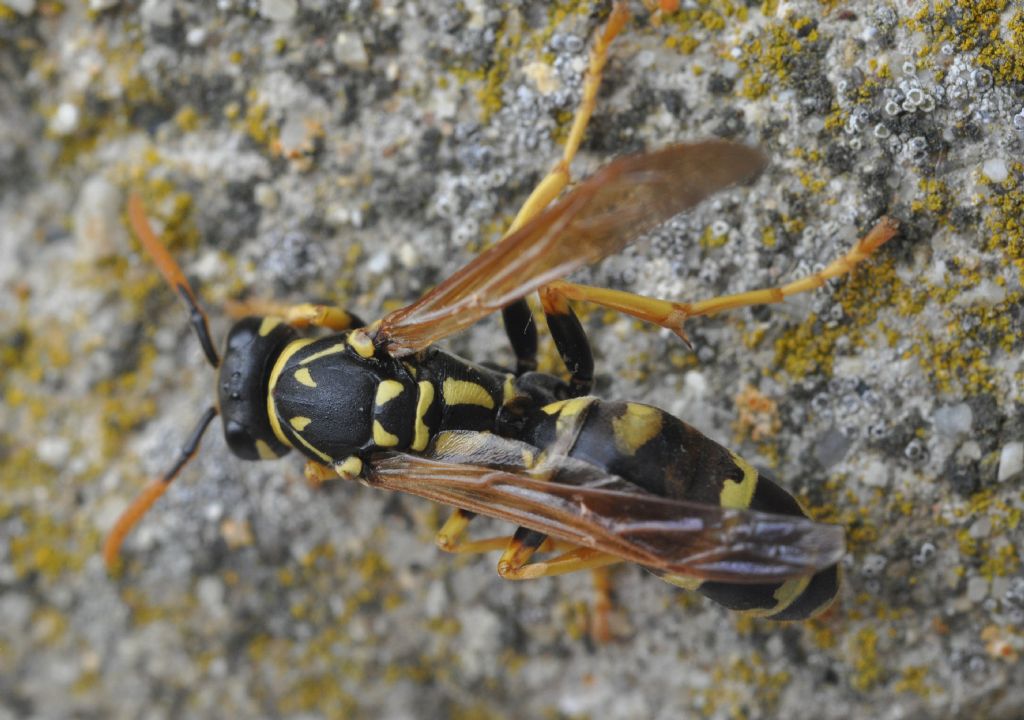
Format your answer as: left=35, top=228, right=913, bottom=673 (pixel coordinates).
left=373, top=420, right=400, bottom=447
left=290, top=416, right=311, bottom=431
left=294, top=368, right=316, bottom=388
left=721, top=451, right=759, bottom=509
left=291, top=427, right=331, bottom=463
left=347, top=330, right=375, bottom=358
left=375, top=380, right=404, bottom=406
left=611, top=403, right=663, bottom=456
left=442, top=378, right=495, bottom=409
left=255, top=439, right=280, bottom=460
left=258, top=316, right=283, bottom=336
left=266, top=338, right=315, bottom=447
left=335, top=455, right=362, bottom=479
left=412, top=381, right=435, bottom=451
left=299, top=342, right=346, bottom=365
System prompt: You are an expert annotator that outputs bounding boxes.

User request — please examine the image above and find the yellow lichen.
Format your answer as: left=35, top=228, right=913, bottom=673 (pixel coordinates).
left=174, top=105, right=200, bottom=132
left=850, top=627, right=881, bottom=690
left=911, top=1, right=1024, bottom=83
left=893, top=665, right=932, bottom=696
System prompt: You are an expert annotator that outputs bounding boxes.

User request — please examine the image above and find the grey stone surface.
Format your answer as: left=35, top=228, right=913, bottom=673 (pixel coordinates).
left=1, top=2, right=1023, bottom=719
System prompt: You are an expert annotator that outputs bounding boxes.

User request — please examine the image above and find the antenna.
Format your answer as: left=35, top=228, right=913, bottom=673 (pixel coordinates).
left=127, top=193, right=220, bottom=368
left=104, top=406, right=218, bottom=569
left=105, top=194, right=225, bottom=570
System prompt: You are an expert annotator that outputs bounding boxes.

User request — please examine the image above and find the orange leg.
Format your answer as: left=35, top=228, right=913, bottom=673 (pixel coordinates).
left=435, top=510, right=566, bottom=556
left=497, top=540, right=622, bottom=580
left=541, top=216, right=900, bottom=341
left=505, top=2, right=630, bottom=236
left=304, top=460, right=336, bottom=484
left=590, top=567, right=616, bottom=643
left=499, top=3, right=629, bottom=378
left=225, top=299, right=363, bottom=332
left=434, top=510, right=624, bottom=642
left=644, top=0, right=680, bottom=25
left=432, top=511, right=623, bottom=580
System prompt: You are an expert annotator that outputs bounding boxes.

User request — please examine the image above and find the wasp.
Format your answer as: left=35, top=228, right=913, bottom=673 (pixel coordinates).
left=105, top=4, right=898, bottom=632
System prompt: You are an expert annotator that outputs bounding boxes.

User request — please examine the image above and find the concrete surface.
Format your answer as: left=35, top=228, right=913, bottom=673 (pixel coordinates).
left=1, top=1, right=1022, bottom=718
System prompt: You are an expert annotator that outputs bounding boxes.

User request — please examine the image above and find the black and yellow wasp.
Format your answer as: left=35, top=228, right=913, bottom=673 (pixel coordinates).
left=105, top=4, right=898, bottom=629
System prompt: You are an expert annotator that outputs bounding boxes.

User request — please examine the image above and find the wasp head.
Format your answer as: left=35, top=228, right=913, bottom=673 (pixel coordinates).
left=217, top=316, right=297, bottom=460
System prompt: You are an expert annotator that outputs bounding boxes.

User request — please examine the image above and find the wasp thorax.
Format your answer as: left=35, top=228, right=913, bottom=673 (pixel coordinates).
left=217, top=316, right=297, bottom=460
left=269, top=334, right=385, bottom=459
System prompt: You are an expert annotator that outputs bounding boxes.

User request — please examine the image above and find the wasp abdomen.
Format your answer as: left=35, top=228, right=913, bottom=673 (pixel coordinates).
left=417, top=350, right=513, bottom=436
left=369, top=377, right=420, bottom=450
left=522, top=397, right=839, bottom=620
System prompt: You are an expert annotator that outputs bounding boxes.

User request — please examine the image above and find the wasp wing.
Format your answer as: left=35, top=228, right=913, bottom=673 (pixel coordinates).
left=366, top=431, right=844, bottom=583
left=374, top=141, right=767, bottom=356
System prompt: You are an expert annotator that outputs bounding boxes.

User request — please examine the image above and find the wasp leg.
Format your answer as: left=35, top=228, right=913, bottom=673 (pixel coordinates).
left=539, top=286, right=594, bottom=396
left=225, top=299, right=365, bottom=331
left=304, top=468, right=531, bottom=554
left=643, top=0, right=680, bottom=26
left=501, top=300, right=539, bottom=375
left=498, top=530, right=623, bottom=643
left=541, top=216, right=900, bottom=342
left=303, top=460, right=337, bottom=484
left=497, top=532, right=621, bottom=580
left=590, top=566, right=616, bottom=643
left=439, top=522, right=621, bottom=641
left=437, top=521, right=587, bottom=570
left=435, top=509, right=505, bottom=554
left=504, top=2, right=630, bottom=237
left=435, top=510, right=566, bottom=555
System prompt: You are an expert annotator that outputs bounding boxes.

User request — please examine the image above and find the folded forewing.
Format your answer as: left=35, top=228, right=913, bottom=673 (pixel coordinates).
left=367, top=430, right=844, bottom=583
left=374, top=141, right=767, bottom=355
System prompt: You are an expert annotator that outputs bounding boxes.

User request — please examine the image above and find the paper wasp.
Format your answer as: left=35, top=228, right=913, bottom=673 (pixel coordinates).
left=105, top=4, right=898, bottom=630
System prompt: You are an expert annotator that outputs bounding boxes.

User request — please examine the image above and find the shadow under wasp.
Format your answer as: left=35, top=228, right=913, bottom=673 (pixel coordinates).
left=105, top=4, right=899, bottom=637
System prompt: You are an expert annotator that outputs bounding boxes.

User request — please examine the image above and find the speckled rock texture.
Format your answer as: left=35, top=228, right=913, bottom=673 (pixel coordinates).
left=1, top=2, right=1023, bottom=719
